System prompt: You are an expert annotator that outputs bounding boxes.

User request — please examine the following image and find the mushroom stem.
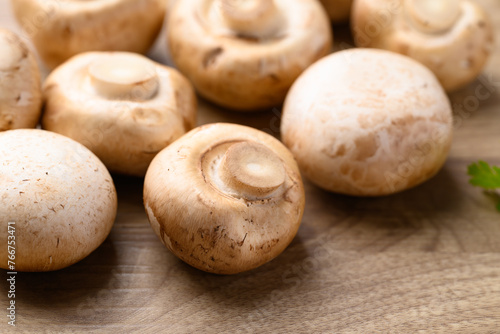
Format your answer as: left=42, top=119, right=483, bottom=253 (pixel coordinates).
left=88, top=53, right=159, bottom=101
left=218, top=0, right=283, bottom=38
left=405, top=0, right=462, bottom=34
left=219, top=141, right=286, bottom=198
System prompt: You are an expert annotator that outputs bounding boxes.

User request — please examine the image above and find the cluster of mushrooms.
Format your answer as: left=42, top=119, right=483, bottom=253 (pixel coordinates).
left=0, top=0, right=494, bottom=274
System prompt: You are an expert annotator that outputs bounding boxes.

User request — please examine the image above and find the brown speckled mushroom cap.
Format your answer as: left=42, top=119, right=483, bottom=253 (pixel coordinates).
left=320, top=0, right=353, bottom=23
left=0, top=29, right=42, bottom=131
left=0, top=129, right=117, bottom=272
left=167, top=0, right=332, bottom=111
left=351, top=0, right=494, bottom=92
left=11, top=0, right=166, bottom=69
left=144, top=123, right=305, bottom=274
left=42, top=51, right=197, bottom=177
left=281, top=49, right=453, bottom=196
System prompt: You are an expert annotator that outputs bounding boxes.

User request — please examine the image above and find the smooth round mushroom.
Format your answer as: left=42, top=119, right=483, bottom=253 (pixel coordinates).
left=320, top=0, right=353, bottom=23
left=167, top=0, right=332, bottom=111
left=42, top=51, right=197, bottom=177
left=0, top=29, right=42, bottom=131
left=11, top=0, right=166, bottom=69
left=281, top=49, right=453, bottom=196
left=351, top=0, right=494, bottom=91
left=0, top=129, right=117, bottom=272
left=144, top=123, right=305, bottom=274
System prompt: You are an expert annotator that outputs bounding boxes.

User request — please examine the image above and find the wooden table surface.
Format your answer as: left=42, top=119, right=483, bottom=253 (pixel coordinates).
left=2, top=0, right=500, bottom=333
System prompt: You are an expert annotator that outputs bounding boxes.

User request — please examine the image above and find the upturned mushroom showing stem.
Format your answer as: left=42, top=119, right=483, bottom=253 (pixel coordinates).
left=167, top=0, right=332, bottom=111
left=43, top=52, right=197, bottom=176
left=144, top=123, right=305, bottom=274
left=351, top=0, right=494, bottom=91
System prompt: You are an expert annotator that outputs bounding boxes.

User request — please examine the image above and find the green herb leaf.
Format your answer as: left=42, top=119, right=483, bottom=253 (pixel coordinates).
left=468, top=161, right=500, bottom=211
left=467, top=161, right=500, bottom=189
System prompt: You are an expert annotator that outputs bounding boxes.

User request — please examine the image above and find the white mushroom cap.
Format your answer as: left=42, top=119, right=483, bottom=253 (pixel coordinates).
left=0, top=29, right=42, bottom=131
left=351, top=0, right=494, bottom=92
left=281, top=49, right=453, bottom=196
left=144, top=123, right=305, bottom=274
left=11, top=0, right=167, bottom=69
left=167, top=0, right=332, bottom=111
left=42, top=52, right=197, bottom=177
left=319, top=0, right=353, bottom=23
left=0, top=129, right=117, bottom=272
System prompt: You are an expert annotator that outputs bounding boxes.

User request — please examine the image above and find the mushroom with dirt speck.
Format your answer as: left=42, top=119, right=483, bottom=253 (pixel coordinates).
left=167, top=0, right=333, bottom=111
left=10, top=0, right=167, bottom=69
left=351, top=0, right=494, bottom=92
left=144, top=123, right=305, bottom=274
left=42, top=52, right=197, bottom=177
left=0, top=29, right=42, bottom=131
left=0, top=129, right=117, bottom=272
left=281, top=48, right=453, bottom=196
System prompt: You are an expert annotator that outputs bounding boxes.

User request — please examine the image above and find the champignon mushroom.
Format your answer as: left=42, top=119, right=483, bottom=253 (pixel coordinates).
left=281, top=49, right=453, bottom=196
left=167, top=0, right=333, bottom=111
left=0, top=29, right=42, bottom=131
left=351, top=0, right=494, bottom=91
left=144, top=123, right=305, bottom=274
left=42, top=51, right=197, bottom=177
left=0, top=129, right=117, bottom=272
left=320, top=0, right=353, bottom=23
left=11, top=0, right=167, bottom=69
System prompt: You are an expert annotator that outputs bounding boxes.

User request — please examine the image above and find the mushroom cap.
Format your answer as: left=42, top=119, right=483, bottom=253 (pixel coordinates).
left=281, top=48, right=453, bottom=196
left=167, top=0, right=332, bottom=111
left=11, top=0, right=166, bottom=69
left=0, top=129, right=117, bottom=272
left=144, top=123, right=305, bottom=274
left=42, top=52, right=197, bottom=177
left=0, top=29, right=42, bottom=131
left=351, top=0, right=494, bottom=92
left=320, top=0, right=353, bottom=23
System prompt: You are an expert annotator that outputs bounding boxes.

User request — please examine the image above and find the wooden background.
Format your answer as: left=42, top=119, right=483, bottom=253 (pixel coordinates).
left=1, top=0, right=500, bottom=332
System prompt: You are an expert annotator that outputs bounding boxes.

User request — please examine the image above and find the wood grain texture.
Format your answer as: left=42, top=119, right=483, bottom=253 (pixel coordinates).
left=1, top=0, right=500, bottom=332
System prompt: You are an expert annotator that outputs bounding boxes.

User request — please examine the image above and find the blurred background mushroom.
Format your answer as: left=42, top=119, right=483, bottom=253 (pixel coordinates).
left=0, top=29, right=42, bottom=131
left=10, top=0, right=167, bottom=69
left=351, top=0, right=494, bottom=92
